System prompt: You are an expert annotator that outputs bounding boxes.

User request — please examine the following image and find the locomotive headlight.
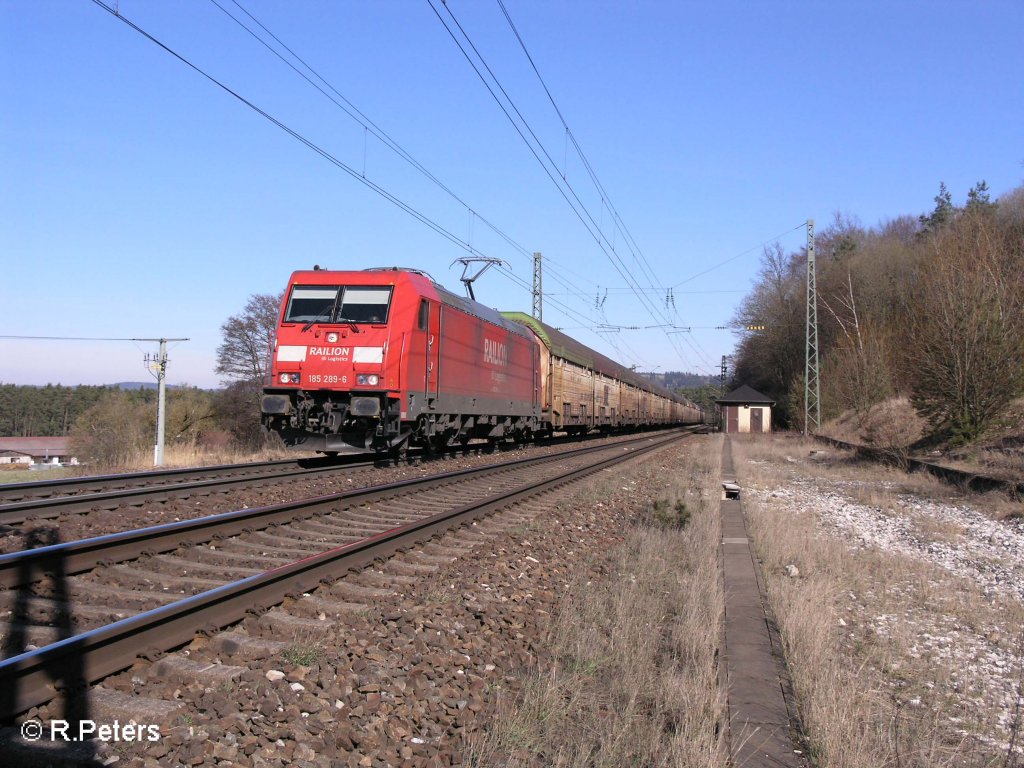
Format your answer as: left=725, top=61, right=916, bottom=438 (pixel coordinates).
left=279, top=373, right=300, bottom=384
left=326, top=332, right=339, bottom=343
left=356, top=374, right=379, bottom=386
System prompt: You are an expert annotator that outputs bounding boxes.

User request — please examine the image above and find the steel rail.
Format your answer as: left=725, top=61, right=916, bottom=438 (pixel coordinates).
left=0, top=432, right=683, bottom=718
left=813, top=435, right=1024, bottom=498
left=0, top=460, right=379, bottom=526
left=0, top=458, right=308, bottom=503
left=0, top=431, right=685, bottom=588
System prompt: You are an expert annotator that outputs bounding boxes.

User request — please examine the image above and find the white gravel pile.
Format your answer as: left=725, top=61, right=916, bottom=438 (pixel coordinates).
left=762, top=480, right=1024, bottom=604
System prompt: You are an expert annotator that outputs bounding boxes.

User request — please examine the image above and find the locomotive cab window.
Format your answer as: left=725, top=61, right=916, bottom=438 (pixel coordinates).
left=283, top=285, right=393, bottom=325
left=284, top=286, right=339, bottom=323
left=337, top=286, right=392, bottom=324
left=417, top=299, right=429, bottom=331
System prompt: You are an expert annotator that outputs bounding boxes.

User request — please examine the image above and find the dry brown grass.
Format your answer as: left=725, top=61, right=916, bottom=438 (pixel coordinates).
left=84, top=442, right=304, bottom=473
left=734, top=435, right=1022, bottom=767
left=467, top=437, right=725, bottom=767
left=943, top=446, right=1024, bottom=486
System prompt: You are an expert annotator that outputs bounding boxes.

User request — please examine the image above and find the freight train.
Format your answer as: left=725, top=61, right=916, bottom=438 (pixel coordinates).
left=261, top=267, right=704, bottom=454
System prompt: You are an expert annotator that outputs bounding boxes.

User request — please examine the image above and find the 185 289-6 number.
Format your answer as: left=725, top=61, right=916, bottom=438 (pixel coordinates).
left=306, top=375, right=346, bottom=384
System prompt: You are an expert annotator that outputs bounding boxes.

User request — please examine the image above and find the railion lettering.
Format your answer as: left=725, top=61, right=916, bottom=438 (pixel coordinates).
left=483, top=339, right=508, bottom=366
left=309, top=346, right=350, bottom=357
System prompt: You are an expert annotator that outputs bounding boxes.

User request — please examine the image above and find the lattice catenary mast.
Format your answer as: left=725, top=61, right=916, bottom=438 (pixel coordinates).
left=531, top=252, right=543, bottom=321
left=804, top=219, right=821, bottom=435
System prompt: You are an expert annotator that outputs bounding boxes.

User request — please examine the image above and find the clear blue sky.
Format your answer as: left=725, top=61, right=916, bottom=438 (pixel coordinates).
left=2, top=1, right=1022, bottom=388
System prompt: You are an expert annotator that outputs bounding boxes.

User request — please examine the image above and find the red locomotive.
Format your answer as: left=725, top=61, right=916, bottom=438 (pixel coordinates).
left=261, top=267, right=703, bottom=454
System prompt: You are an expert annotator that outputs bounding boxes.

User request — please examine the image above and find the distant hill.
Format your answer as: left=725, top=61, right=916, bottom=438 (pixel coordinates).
left=114, top=381, right=159, bottom=390
left=637, top=371, right=718, bottom=389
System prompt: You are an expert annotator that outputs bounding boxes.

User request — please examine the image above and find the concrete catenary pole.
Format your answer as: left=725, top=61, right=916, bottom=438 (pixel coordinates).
left=154, top=339, right=168, bottom=467
left=138, top=337, right=188, bottom=467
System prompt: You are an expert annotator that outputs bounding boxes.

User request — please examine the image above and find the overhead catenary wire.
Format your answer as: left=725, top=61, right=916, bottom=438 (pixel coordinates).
left=210, top=0, right=536, bottom=263
left=671, top=223, right=806, bottom=287
left=495, top=0, right=662, bottom=293
left=427, top=1, right=669, bottom=325
left=92, top=1, right=724, bottom=375
left=89, top=0, right=504, bottom=266
left=208, top=0, right=650, bottom=356
left=496, top=0, right=716, bottom=374
left=0, top=336, right=187, bottom=342
left=431, top=0, right=712, bottom=371
left=90, top=0, right=645, bottom=367
left=495, top=0, right=804, bottom=375
left=493, top=265, right=645, bottom=367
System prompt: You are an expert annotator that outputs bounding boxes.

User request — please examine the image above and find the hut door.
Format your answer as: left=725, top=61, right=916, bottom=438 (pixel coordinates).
left=726, top=406, right=739, bottom=433
left=750, top=408, right=763, bottom=433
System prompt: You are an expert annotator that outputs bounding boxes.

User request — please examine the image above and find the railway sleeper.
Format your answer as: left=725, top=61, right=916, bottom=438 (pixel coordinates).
left=288, top=594, right=367, bottom=619
left=328, top=581, right=396, bottom=601
left=0, top=619, right=61, bottom=650
left=151, top=554, right=263, bottom=581
left=146, top=655, right=246, bottom=687
left=360, top=570, right=418, bottom=588
left=383, top=559, right=439, bottom=576
left=209, top=630, right=288, bottom=661
left=88, top=686, right=187, bottom=730
left=0, top=594, right=132, bottom=627
left=256, top=609, right=335, bottom=641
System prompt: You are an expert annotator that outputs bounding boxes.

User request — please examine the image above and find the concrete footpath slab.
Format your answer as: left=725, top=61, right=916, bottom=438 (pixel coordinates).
left=720, top=436, right=807, bottom=767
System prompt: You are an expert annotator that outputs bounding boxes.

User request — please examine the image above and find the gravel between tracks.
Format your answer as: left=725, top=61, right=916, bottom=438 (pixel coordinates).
left=18, top=436, right=695, bottom=767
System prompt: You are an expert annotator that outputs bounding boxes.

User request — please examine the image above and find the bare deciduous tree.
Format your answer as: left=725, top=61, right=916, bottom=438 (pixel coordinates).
left=821, top=273, right=896, bottom=417
left=906, top=210, right=1024, bottom=442
left=69, top=390, right=151, bottom=467
left=731, top=183, right=1024, bottom=447
left=214, top=293, right=284, bottom=449
left=215, top=293, right=282, bottom=385
left=731, top=243, right=806, bottom=424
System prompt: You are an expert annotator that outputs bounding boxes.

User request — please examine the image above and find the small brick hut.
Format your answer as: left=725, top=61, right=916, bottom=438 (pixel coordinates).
left=715, top=385, right=775, bottom=434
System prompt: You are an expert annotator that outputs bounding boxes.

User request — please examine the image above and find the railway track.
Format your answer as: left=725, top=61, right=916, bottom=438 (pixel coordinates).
left=0, top=430, right=687, bottom=720
left=0, top=457, right=323, bottom=504
left=0, top=430, right=680, bottom=528
left=814, top=435, right=1024, bottom=497
left=0, top=458, right=377, bottom=527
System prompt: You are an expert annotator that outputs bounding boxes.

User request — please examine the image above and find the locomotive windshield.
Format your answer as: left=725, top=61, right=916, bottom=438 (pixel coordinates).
left=337, top=287, right=392, bottom=323
left=283, top=285, right=392, bottom=324
left=285, top=286, right=338, bottom=323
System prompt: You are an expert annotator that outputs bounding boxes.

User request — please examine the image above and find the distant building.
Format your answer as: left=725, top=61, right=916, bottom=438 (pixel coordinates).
left=0, top=449, right=32, bottom=465
left=0, top=437, right=78, bottom=465
left=715, top=385, right=775, bottom=434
